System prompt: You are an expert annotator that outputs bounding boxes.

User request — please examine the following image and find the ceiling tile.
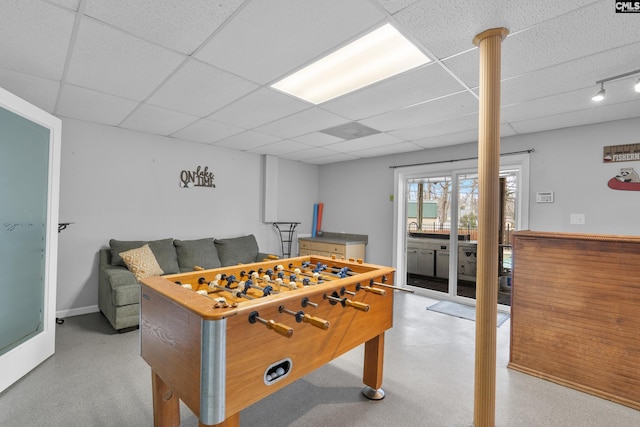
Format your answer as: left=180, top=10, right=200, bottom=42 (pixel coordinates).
left=0, top=67, right=60, bottom=113
left=510, top=99, right=640, bottom=134
left=509, top=99, right=640, bottom=134
left=170, top=118, right=244, bottom=144
left=348, top=140, right=424, bottom=158
left=56, top=84, right=138, bottom=125
left=321, top=63, right=468, bottom=120
left=377, top=0, right=421, bottom=14
left=306, top=152, right=360, bottom=165
left=48, top=0, right=80, bottom=11
left=214, top=130, right=281, bottom=151
left=395, top=0, right=595, bottom=60
left=292, top=132, right=343, bottom=147
left=360, top=91, right=478, bottom=131
left=195, top=0, right=386, bottom=84
left=247, top=139, right=311, bottom=156
left=502, top=81, right=640, bottom=125
left=324, top=132, right=405, bottom=153
left=390, top=112, right=479, bottom=140
left=208, top=88, right=312, bottom=129
left=147, top=60, right=258, bottom=117
left=499, top=43, right=640, bottom=106
left=256, top=108, right=350, bottom=139
left=278, top=147, right=337, bottom=162
left=0, top=0, right=75, bottom=80
left=84, top=0, right=244, bottom=54
left=411, top=129, right=479, bottom=148
left=120, top=103, right=198, bottom=135
left=504, top=2, right=640, bottom=77
left=65, top=18, right=186, bottom=100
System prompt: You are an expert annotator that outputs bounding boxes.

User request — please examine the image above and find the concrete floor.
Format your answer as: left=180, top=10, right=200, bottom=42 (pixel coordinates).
left=1, top=292, right=638, bottom=426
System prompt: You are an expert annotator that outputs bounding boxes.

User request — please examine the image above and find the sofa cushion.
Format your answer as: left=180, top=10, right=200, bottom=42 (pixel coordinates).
left=215, top=234, right=259, bottom=265
left=119, top=244, right=164, bottom=281
left=110, top=238, right=179, bottom=274
left=174, top=238, right=221, bottom=271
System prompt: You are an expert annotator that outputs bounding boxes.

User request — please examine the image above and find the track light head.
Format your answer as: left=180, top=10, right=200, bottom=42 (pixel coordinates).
left=635, top=78, right=640, bottom=93
left=592, top=82, right=605, bottom=102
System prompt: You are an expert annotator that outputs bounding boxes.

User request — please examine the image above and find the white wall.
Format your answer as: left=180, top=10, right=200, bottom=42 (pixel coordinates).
left=317, top=117, right=640, bottom=266
left=56, top=116, right=639, bottom=315
left=56, top=118, right=317, bottom=316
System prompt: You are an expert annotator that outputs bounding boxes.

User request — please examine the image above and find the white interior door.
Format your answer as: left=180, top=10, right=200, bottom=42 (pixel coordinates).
left=0, top=87, right=61, bottom=393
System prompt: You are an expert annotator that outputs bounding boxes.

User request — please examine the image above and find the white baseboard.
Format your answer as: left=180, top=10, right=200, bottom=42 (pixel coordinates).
left=56, top=305, right=99, bottom=318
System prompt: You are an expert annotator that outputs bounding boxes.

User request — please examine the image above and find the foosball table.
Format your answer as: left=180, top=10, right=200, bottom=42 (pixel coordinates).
left=139, top=255, right=396, bottom=427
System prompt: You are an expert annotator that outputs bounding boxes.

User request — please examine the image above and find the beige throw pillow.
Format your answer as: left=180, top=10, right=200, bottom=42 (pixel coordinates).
left=119, top=244, right=164, bottom=281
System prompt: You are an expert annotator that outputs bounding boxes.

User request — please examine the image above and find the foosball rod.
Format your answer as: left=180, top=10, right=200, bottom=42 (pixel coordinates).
left=295, top=263, right=392, bottom=295
left=276, top=264, right=332, bottom=283
left=367, top=279, right=415, bottom=293
left=306, top=263, right=413, bottom=293
left=323, top=293, right=370, bottom=312
left=201, top=278, right=257, bottom=300
left=248, top=311, right=293, bottom=338
left=278, top=305, right=330, bottom=330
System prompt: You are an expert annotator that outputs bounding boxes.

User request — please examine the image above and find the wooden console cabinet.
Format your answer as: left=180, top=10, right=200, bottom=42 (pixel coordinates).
left=299, top=233, right=366, bottom=261
left=509, top=231, right=640, bottom=410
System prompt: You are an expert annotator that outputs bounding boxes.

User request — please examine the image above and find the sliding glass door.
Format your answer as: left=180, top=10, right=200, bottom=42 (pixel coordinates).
left=393, top=154, right=529, bottom=307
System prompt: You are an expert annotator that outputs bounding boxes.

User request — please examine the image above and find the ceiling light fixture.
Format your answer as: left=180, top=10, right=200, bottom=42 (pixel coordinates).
left=592, top=68, right=640, bottom=102
left=271, top=23, right=431, bottom=104
left=592, top=82, right=605, bottom=102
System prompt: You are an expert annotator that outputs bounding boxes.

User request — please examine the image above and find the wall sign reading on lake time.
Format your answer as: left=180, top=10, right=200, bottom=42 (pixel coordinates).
left=180, top=166, right=215, bottom=188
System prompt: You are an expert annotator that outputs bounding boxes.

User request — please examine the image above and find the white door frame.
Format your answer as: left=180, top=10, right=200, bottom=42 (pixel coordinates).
left=392, top=153, right=530, bottom=303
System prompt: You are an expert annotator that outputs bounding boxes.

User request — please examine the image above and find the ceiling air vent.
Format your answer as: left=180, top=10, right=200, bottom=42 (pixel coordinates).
left=319, top=122, right=380, bottom=140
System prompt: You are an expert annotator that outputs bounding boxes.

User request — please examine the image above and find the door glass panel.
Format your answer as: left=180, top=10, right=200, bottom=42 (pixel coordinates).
left=455, top=171, right=517, bottom=306
left=457, top=173, right=478, bottom=300
left=0, top=106, right=50, bottom=356
left=406, top=176, right=452, bottom=294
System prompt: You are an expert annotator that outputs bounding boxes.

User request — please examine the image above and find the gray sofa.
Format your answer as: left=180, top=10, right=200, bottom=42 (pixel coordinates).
left=99, top=234, right=272, bottom=332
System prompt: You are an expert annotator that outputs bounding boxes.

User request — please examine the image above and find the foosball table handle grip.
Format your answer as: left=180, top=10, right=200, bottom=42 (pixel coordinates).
left=303, top=314, right=330, bottom=330
left=363, top=286, right=386, bottom=296
left=267, top=320, right=294, bottom=338
left=345, top=300, right=370, bottom=312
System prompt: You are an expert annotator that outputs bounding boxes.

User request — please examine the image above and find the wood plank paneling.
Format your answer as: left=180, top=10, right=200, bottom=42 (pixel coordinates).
left=509, top=231, right=640, bottom=410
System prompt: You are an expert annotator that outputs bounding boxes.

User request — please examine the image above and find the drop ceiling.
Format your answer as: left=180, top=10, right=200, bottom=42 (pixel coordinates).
left=2, top=0, right=639, bottom=164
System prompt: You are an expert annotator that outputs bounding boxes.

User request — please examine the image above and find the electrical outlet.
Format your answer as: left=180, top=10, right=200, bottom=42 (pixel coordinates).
left=570, top=213, right=585, bottom=225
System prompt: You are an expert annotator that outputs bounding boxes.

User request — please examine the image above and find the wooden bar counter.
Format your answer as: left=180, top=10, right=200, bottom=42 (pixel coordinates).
left=509, top=231, right=640, bottom=410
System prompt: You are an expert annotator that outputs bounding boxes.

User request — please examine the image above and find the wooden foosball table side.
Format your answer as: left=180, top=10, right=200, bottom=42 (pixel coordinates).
left=140, top=256, right=395, bottom=427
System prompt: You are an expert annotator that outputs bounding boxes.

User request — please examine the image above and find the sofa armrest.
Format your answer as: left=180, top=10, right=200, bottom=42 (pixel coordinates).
left=99, top=249, right=140, bottom=306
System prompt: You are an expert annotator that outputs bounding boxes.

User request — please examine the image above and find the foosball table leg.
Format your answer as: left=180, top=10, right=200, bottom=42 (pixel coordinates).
left=152, top=370, right=180, bottom=427
left=199, top=412, right=240, bottom=427
left=362, top=332, right=385, bottom=400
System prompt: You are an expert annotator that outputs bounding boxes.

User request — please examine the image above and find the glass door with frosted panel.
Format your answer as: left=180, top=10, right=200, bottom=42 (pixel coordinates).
left=0, top=107, right=50, bottom=355
left=0, top=87, right=60, bottom=394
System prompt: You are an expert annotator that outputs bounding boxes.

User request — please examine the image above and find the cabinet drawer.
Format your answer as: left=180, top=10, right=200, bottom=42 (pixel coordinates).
left=312, top=242, right=345, bottom=255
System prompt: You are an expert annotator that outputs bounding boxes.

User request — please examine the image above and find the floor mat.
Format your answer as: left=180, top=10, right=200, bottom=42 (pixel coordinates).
left=427, top=300, right=510, bottom=327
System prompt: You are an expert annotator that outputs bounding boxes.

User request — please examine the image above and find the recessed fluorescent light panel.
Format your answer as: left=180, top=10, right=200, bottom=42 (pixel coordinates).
left=271, top=23, right=431, bottom=104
